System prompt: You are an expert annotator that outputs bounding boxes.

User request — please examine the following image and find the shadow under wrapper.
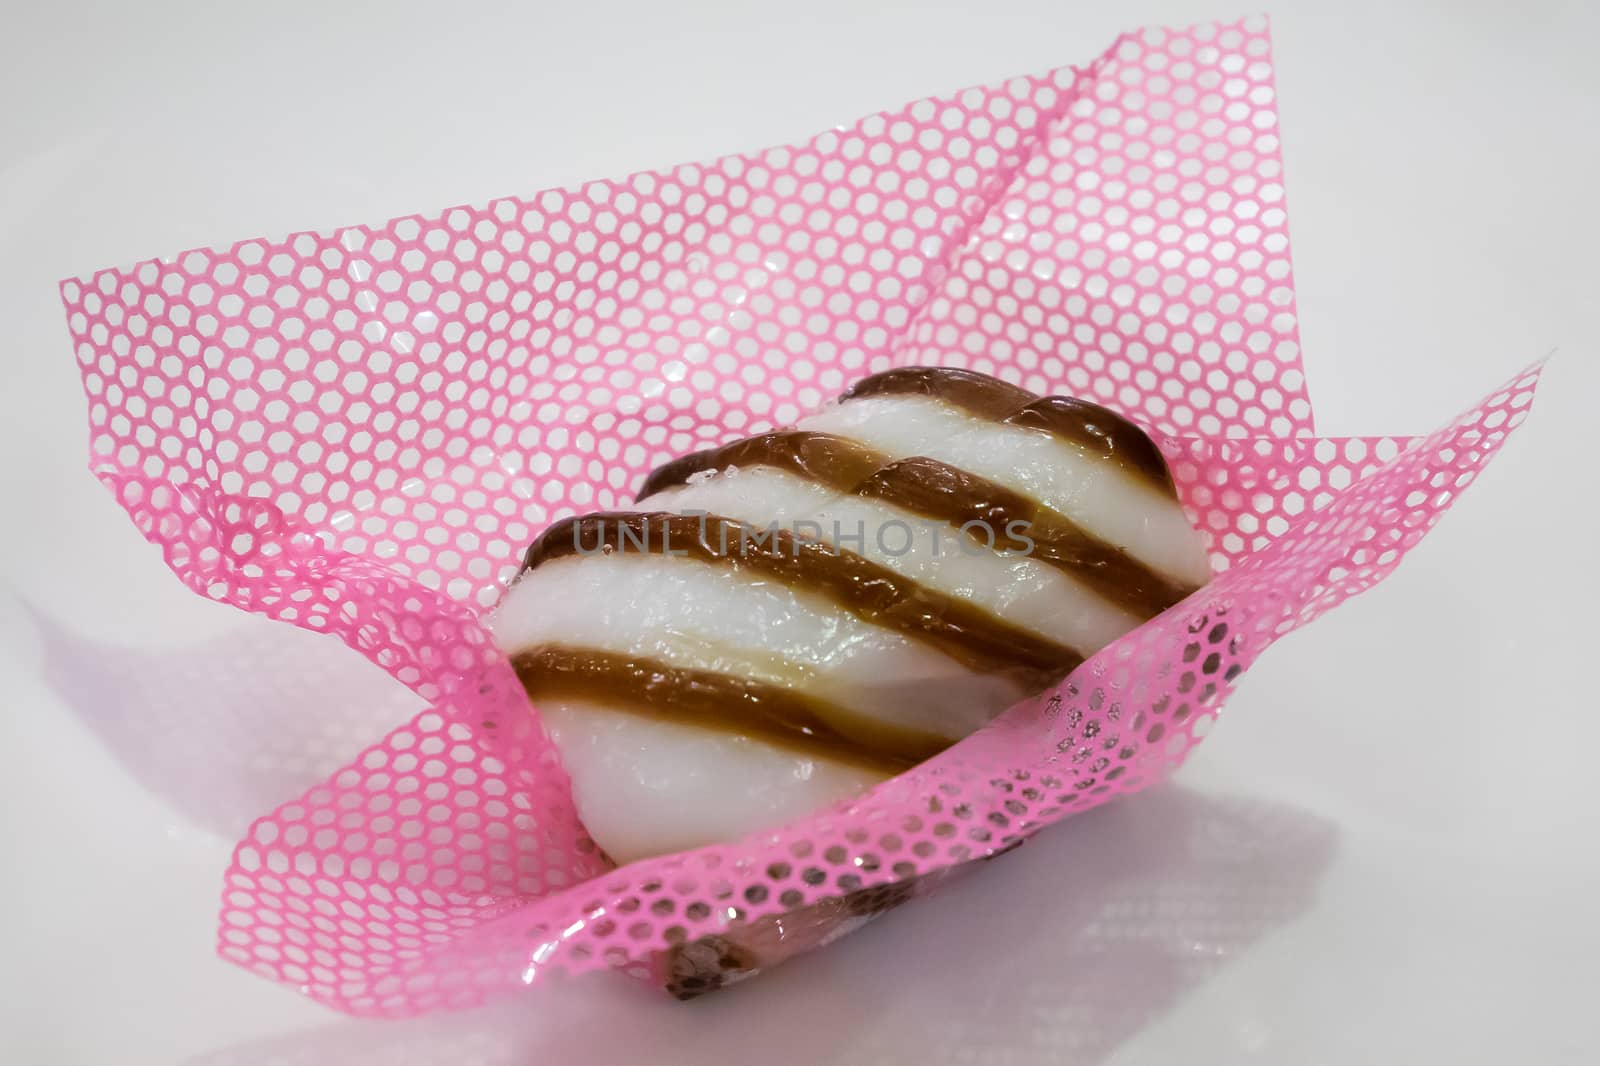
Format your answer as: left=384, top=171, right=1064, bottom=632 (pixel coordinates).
left=187, top=785, right=1338, bottom=1066
left=22, top=595, right=426, bottom=840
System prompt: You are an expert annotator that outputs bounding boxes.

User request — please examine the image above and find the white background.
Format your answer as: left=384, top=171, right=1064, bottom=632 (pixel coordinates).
left=2, top=2, right=1596, bottom=1063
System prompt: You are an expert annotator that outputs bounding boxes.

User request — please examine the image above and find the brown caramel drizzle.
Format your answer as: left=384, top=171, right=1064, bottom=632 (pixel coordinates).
left=842, top=366, right=1178, bottom=495
left=511, top=369, right=1195, bottom=777
left=521, top=511, right=1084, bottom=689
left=511, top=645, right=944, bottom=774
left=637, top=431, right=887, bottom=501
left=851, top=456, right=1197, bottom=616
left=842, top=365, right=1036, bottom=419
left=636, top=431, right=1195, bottom=618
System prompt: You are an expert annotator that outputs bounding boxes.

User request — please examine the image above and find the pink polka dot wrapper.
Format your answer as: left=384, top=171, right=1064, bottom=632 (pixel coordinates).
left=59, top=15, right=1542, bottom=1016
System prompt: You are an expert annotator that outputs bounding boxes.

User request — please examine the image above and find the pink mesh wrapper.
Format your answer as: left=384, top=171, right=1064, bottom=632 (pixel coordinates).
left=60, top=15, right=1541, bottom=1017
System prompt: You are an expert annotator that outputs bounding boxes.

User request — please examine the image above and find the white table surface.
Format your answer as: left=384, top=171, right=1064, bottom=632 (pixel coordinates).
left=2, top=2, right=1597, bottom=1063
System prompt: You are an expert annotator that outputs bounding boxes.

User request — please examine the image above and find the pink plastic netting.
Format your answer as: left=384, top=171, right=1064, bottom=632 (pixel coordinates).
left=60, top=15, right=1539, bottom=1016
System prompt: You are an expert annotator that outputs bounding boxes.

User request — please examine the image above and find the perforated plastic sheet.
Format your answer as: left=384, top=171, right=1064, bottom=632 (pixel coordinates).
left=61, top=15, right=1540, bottom=1016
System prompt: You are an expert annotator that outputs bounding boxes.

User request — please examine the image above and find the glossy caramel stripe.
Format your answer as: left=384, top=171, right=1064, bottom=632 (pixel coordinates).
left=843, top=366, right=1178, bottom=495
left=511, top=645, right=942, bottom=774
left=637, top=431, right=1195, bottom=617
left=638, top=431, right=886, bottom=502
left=521, top=511, right=1084, bottom=689
left=853, top=457, right=1197, bottom=616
